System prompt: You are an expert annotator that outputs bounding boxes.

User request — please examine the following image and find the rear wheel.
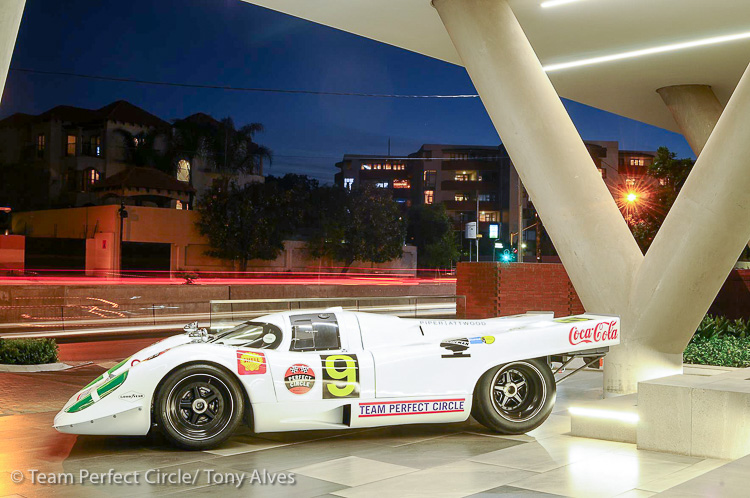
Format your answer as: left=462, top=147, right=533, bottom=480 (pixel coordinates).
left=154, top=364, right=244, bottom=450
left=473, top=358, right=555, bottom=434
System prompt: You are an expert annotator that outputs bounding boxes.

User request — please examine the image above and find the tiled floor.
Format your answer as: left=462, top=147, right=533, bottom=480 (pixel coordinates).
left=0, top=365, right=742, bottom=497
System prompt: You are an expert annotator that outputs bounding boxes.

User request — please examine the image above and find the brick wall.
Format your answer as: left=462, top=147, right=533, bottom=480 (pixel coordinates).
left=457, top=262, right=584, bottom=319
left=458, top=263, right=749, bottom=320
left=709, top=269, right=750, bottom=319
left=0, top=235, right=24, bottom=270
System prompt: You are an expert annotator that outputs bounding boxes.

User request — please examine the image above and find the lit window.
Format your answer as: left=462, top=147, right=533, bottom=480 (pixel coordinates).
left=375, top=181, right=390, bottom=188
left=393, top=164, right=405, bottom=171
left=361, top=164, right=372, bottom=170
left=66, top=135, right=77, bottom=156
left=343, top=178, right=354, bottom=190
left=37, top=134, right=45, bottom=157
left=177, top=159, right=191, bottom=182
left=454, top=193, right=469, bottom=201
left=479, top=211, right=499, bottom=222
left=424, top=190, right=434, bottom=204
left=630, top=158, right=645, bottom=166
left=90, top=136, right=101, bottom=157
left=384, top=163, right=392, bottom=170
left=478, top=194, right=497, bottom=202
left=625, top=178, right=636, bottom=187
left=176, top=200, right=183, bottom=210
left=392, top=179, right=410, bottom=189
left=454, top=173, right=470, bottom=181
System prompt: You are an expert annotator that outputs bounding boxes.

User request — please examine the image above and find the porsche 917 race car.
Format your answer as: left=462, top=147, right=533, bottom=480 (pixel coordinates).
left=54, top=309, right=620, bottom=449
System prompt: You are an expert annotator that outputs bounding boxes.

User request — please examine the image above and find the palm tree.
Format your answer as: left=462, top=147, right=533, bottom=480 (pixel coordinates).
left=206, top=118, right=272, bottom=177
left=114, top=128, right=174, bottom=174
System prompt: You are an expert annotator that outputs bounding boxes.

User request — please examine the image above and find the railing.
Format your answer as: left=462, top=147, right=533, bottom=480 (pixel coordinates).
left=0, top=295, right=465, bottom=338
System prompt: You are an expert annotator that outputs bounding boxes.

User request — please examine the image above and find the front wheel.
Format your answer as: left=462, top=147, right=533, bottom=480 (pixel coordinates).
left=472, top=358, right=555, bottom=434
left=154, top=363, right=244, bottom=450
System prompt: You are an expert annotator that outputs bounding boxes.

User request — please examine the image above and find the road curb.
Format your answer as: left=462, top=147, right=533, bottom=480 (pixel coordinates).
left=0, top=362, right=75, bottom=373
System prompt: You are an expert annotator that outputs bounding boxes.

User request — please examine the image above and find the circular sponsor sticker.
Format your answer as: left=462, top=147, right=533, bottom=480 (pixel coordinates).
left=239, top=352, right=265, bottom=372
left=262, top=333, right=276, bottom=344
left=284, top=364, right=315, bottom=395
left=482, top=336, right=495, bottom=344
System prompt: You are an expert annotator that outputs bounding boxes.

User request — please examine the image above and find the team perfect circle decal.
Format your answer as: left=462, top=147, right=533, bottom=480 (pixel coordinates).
left=284, top=364, right=315, bottom=394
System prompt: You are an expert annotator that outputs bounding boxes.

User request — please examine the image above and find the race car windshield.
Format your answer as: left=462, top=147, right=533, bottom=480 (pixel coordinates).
left=211, top=321, right=283, bottom=349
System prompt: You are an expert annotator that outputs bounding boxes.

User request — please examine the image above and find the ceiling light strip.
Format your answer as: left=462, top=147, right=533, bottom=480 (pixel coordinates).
left=544, top=31, right=750, bottom=72
left=541, top=0, right=586, bottom=8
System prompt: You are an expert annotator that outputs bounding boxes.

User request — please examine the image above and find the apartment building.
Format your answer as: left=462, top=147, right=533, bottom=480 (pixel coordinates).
left=336, top=142, right=656, bottom=261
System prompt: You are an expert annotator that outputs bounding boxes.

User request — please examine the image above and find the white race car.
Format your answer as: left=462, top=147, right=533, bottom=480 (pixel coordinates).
left=54, top=309, right=619, bottom=449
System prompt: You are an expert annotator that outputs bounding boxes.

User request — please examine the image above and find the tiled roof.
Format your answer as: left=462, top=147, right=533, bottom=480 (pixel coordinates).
left=92, top=166, right=196, bottom=193
left=0, top=100, right=169, bottom=129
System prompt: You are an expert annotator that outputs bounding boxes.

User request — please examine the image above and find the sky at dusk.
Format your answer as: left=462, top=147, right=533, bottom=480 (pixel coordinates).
left=1, top=0, right=693, bottom=183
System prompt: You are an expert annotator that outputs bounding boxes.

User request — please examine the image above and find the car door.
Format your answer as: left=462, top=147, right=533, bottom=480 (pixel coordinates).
left=257, top=312, right=374, bottom=431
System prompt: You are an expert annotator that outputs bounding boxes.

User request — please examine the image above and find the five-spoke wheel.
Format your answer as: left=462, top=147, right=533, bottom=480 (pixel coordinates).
left=155, top=364, right=244, bottom=450
left=472, top=358, right=555, bottom=434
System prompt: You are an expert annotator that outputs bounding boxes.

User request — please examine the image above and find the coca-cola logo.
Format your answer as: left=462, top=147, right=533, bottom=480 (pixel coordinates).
left=568, top=321, right=618, bottom=346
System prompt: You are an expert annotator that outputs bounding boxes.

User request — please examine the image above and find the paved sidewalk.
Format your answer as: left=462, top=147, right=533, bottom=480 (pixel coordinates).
left=0, top=365, right=106, bottom=416
left=0, top=365, right=740, bottom=497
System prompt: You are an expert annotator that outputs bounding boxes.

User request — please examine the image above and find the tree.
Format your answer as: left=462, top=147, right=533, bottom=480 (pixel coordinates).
left=307, top=185, right=406, bottom=272
left=407, top=203, right=459, bottom=269
left=196, top=181, right=296, bottom=271
left=627, top=146, right=694, bottom=252
left=265, top=174, right=320, bottom=235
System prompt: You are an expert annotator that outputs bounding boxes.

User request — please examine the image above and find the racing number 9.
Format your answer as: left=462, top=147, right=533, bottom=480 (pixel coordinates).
left=321, top=354, right=359, bottom=399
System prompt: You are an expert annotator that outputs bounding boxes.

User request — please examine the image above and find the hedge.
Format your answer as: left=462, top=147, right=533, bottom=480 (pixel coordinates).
left=684, top=315, right=750, bottom=368
left=0, top=338, right=59, bottom=365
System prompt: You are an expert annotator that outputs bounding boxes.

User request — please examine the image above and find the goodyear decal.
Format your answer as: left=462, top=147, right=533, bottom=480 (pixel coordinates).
left=237, top=350, right=267, bottom=375
left=358, top=399, right=466, bottom=417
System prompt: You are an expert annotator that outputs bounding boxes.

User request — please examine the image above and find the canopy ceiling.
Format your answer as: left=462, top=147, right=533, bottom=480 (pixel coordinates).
left=242, top=0, right=750, bottom=132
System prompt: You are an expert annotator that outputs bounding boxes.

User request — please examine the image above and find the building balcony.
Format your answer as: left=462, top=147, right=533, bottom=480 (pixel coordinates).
left=441, top=180, right=496, bottom=191
left=441, top=159, right=504, bottom=171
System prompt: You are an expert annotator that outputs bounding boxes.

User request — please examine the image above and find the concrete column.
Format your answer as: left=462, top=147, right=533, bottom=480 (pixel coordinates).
left=629, top=65, right=750, bottom=355
left=0, top=0, right=26, bottom=103
left=434, top=0, right=750, bottom=394
left=656, top=85, right=724, bottom=157
left=657, top=85, right=750, bottom=252
left=432, top=0, right=643, bottom=315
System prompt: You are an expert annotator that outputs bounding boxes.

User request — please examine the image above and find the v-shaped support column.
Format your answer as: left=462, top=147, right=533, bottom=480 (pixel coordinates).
left=434, top=0, right=750, bottom=393
left=0, top=0, right=26, bottom=103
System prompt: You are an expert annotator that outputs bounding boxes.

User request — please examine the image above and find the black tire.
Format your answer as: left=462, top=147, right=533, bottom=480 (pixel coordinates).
left=472, top=358, right=555, bottom=434
left=154, top=363, right=244, bottom=450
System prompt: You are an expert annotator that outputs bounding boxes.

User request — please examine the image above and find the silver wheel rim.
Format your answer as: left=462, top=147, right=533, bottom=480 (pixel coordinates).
left=490, top=362, right=547, bottom=423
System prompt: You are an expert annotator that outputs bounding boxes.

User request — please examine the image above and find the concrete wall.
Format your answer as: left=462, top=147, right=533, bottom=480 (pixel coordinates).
left=11, top=206, right=418, bottom=275
left=0, top=280, right=456, bottom=324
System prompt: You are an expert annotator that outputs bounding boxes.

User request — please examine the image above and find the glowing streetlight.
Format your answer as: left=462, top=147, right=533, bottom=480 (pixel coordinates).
left=626, top=192, right=638, bottom=203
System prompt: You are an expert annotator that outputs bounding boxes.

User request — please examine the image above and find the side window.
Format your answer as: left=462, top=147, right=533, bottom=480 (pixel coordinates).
left=290, top=313, right=341, bottom=352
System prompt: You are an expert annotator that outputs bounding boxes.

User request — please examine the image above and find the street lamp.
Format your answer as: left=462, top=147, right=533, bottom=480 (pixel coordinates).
left=626, top=192, right=638, bottom=203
